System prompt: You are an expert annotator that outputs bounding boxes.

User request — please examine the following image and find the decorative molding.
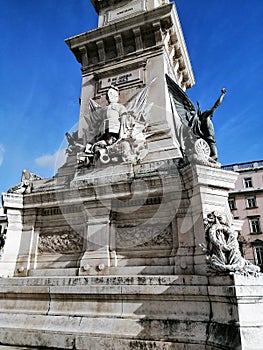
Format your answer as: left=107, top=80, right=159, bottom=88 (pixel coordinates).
left=41, top=205, right=83, bottom=216
left=112, top=196, right=162, bottom=209
left=66, top=5, right=176, bottom=72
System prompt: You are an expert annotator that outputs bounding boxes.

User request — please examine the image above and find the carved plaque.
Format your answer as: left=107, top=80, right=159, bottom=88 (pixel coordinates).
left=106, top=0, right=146, bottom=24
left=98, top=68, right=143, bottom=93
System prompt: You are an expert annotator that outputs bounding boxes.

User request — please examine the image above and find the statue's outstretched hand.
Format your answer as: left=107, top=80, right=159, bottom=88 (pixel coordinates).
left=221, top=88, right=227, bottom=94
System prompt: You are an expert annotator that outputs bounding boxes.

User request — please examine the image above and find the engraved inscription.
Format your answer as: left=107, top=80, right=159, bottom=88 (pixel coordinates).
left=107, top=1, right=146, bottom=23
left=99, top=69, right=142, bottom=92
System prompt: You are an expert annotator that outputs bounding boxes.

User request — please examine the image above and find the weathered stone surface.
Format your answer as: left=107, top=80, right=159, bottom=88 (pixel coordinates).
left=0, top=1, right=262, bottom=349
left=0, top=163, right=239, bottom=278
left=0, top=275, right=262, bottom=349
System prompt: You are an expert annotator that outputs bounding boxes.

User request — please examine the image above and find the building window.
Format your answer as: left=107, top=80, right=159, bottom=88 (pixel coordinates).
left=249, top=217, right=261, bottom=234
left=243, top=177, right=253, bottom=188
left=228, top=198, right=236, bottom=210
left=254, top=246, right=263, bottom=271
left=246, top=196, right=257, bottom=208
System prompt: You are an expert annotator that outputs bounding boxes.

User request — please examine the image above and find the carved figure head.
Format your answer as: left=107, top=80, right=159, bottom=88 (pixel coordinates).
left=107, top=86, right=119, bottom=103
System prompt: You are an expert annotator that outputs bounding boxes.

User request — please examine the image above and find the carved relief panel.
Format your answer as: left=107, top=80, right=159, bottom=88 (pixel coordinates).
left=116, top=223, right=172, bottom=249
left=38, top=229, right=84, bottom=254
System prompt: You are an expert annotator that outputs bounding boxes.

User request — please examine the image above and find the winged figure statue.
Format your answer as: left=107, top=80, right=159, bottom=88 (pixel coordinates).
left=72, top=80, right=155, bottom=167
left=165, top=74, right=226, bottom=162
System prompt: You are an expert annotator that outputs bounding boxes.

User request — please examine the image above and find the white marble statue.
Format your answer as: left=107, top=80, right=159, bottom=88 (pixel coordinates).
left=75, top=81, right=154, bottom=166
left=7, top=169, right=42, bottom=194
left=203, top=212, right=260, bottom=276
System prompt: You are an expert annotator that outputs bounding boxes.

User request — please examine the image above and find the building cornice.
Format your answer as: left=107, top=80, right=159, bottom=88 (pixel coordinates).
left=222, top=160, right=263, bottom=172
left=229, top=188, right=263, bottom=196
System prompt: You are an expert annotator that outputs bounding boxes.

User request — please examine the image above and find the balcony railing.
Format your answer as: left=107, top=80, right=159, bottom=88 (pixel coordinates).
left=222, top=160, right=263, bottom=172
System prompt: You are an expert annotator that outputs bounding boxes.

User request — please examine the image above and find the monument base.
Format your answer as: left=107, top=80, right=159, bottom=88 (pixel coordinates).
left=0, top=274, right=262, bottom=350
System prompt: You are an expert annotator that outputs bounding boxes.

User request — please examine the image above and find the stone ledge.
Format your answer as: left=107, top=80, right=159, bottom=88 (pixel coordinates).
left=0, top=275, right=209, bottom=287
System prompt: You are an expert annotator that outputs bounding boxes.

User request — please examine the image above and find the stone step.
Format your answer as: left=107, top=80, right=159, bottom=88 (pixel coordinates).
left=0, top=274, right=209, bottom=289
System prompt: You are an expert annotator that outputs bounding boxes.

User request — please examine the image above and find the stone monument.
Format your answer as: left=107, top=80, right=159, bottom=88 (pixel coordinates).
left=0, top=1, right=262, bottom=349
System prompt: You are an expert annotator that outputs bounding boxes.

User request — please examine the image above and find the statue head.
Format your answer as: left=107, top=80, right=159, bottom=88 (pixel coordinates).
left=107, top=86, right=119, bottom=103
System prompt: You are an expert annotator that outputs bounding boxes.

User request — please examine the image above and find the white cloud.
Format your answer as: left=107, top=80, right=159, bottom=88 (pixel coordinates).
left=0, top=144, right=5, bottom=166
left=35, top=148, right=67, bottom=171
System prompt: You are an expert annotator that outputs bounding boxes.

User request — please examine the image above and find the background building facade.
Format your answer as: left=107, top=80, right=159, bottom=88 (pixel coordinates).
left=223, top=160, right=263, bottom=271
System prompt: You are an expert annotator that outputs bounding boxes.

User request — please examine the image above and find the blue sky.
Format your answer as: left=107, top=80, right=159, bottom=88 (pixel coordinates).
left=0, top=0, right=262, bottom=195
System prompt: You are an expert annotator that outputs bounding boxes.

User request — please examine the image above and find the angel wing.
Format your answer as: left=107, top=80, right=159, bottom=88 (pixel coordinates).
left=125, top=78, right=155, bottom=123
left=82, top=99, right=106, bottom=144
left=165, top=74, right=203, bottom=138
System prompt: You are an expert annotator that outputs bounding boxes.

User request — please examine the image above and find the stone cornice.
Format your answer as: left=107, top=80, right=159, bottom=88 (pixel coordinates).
left=66, top=3, right=195, bottom=88
left=229, top=187, right=263, bottom=196
left=180, top=164, right=238, bottom=191
left=66, top=4, right=173, bottom=49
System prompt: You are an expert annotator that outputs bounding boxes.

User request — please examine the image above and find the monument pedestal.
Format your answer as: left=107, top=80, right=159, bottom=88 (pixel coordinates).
left=0, top=274, right=262, bottom=350
left=1, top=1, right=262, bottom=349
left=0, top=163, right=244, bottom=278
left=1, top=164, right=263, bottom=349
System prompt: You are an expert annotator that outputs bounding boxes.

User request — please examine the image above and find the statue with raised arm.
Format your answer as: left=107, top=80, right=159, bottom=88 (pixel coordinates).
left=165, top=74, right=226, bottom=166
left=197, top=88, right=226, bottom=161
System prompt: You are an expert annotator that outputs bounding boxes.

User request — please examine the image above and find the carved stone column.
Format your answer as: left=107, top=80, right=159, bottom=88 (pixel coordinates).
left=0, top=194, right=23, bottom=277
left=0, top=194, right=37, bottom=277
left=79, top=201, right=111, bottom=275
left=14, top=208, right=38, bottom=277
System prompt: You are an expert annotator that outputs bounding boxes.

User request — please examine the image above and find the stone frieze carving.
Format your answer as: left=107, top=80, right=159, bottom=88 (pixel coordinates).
left=202, top=212, right=260, bottom=276
left=116, top=224, right=172, bottom=249
left=38, top=230, right=84, bottom=254
left=41, top=205, right=82, bottom=216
